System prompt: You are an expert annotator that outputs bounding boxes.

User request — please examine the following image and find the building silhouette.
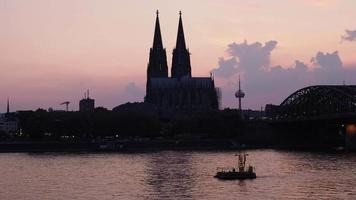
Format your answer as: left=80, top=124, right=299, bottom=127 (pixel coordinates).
left=145, top=11, right=219, bottom=113
left=0, top=99, right=19, bottom=136
left=79, top=90, right=95, bottom=112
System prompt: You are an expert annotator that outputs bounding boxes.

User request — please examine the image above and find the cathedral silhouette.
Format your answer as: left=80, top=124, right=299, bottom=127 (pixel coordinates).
left=145, top=11, right=219, bottom=113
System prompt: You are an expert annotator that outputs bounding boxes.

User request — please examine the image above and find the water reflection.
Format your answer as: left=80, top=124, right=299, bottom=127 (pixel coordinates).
left=144, top=151, right=195, bottom=199
left=267, top=151, right=356, bottom=199
left=0, top=150, right=356, bottom=199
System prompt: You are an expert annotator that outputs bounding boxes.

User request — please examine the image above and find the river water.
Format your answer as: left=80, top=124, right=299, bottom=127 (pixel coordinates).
left=0, top=150, right=355, bottom=199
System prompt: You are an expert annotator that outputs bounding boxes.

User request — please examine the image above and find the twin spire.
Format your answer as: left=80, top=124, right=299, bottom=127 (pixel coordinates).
left=149, top=10, right=191, bottom=79
left=152, top=10, right=187, bottom=51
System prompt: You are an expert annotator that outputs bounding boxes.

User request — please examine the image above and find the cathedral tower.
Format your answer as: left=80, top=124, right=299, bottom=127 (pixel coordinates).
left=147, top=10, right=168, bottom=82
left=171, top=11, right=192, bottom=79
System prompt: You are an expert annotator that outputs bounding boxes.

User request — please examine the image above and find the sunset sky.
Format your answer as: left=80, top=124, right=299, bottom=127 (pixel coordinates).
left=1, top=0, right=356, bottom=112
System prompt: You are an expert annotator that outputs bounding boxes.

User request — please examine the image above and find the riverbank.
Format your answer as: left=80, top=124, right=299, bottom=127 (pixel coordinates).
left=0, top=139, right=240, bottom=152
left=0, top=139, right=343, bottom=153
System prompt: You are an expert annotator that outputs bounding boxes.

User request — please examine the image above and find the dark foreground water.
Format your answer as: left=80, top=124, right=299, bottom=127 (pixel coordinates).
left=0, top=150, right=355, bottom=200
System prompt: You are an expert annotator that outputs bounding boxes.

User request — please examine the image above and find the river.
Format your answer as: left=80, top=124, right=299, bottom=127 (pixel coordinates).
left=0, top=150, right=355, bottom=199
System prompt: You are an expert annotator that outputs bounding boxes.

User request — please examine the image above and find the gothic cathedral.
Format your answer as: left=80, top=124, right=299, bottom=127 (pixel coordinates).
left=145, top=11, right=219, bottom=113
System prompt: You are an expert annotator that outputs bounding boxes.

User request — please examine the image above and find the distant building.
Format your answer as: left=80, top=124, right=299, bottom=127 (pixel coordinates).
left=0, top=99, right=19, bottom=136
left=0, top=114, right=19, bottom=136
left=145, top=11, right=219, bottom=113
left=265, top=104, right=280, bottom=118
left=242, top=109, right=265, bottom=120
left=79, top=90, right=95, bottom=112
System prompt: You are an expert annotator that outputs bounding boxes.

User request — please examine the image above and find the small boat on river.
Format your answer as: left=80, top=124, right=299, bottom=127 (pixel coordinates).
left=215, top=153, right=256, bottom=180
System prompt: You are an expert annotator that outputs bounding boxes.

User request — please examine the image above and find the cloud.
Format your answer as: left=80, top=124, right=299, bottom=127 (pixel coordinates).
left=295, top=60, right=308, bottom=72
left=211, top=40, right=277, bottom=78
left=212, top=39, right=356, bottom=109
left=125, top=82, right=144, bottom=98
left=312, top=51, right=342, bottom=69
left=211, top=57, right=238, bottom=78
left=342, top=29, right=356, bottom=42
left=227, top=40, right=277, bottom=72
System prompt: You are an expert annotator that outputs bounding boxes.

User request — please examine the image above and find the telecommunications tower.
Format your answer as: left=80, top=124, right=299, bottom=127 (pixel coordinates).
left=235, top=75, right=245, bottom=111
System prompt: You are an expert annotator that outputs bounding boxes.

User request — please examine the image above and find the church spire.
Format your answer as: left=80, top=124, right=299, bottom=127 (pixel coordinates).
left=146, top=10, right=168, bottom=90
left=175, top=11, right=186, bottom=51
left=152, top=10, right=163, bottom=50
left=171, top=11, right=191, bottom=79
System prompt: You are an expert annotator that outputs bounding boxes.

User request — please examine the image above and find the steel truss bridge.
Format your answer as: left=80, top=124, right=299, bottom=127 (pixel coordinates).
left=274, top=85, right=356, bottom=121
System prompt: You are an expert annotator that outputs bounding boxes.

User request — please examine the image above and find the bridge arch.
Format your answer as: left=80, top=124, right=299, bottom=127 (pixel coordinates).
left=276, top=85, right=356, bottom=120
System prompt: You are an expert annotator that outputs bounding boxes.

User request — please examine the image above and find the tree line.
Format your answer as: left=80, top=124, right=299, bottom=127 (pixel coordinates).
left=14, top=108, right=244, bottom=140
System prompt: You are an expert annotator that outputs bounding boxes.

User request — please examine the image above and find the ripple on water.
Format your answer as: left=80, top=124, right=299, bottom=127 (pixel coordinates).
left=0, top=150, right=356, bottom=199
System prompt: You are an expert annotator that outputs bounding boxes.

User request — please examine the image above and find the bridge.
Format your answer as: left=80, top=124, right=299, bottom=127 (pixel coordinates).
left=267, top=85, right=356, bottom=149
left=273, top=85, right=356, bottom=121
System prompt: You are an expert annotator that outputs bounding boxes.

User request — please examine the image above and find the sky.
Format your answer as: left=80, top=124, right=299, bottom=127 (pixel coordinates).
left=1, top=0, right=356, bottom=112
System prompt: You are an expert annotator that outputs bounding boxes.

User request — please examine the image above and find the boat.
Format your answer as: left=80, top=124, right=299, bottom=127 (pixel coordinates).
left=214, top=153, right=256, bottom=180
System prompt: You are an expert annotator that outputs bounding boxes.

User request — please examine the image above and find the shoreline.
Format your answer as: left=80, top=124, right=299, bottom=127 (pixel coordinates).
left=0, top=140, right=344, bottom=153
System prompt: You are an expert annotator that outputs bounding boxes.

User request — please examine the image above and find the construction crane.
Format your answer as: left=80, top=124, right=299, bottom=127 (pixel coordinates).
left=60, top=101, right=70, bottom=112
